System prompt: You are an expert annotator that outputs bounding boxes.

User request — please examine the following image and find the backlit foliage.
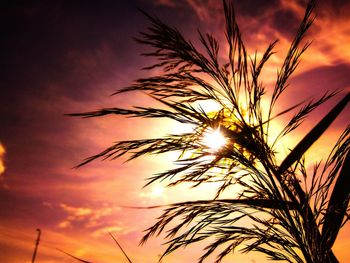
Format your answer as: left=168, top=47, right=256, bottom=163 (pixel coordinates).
left=71, top=1, right=350, bottom=262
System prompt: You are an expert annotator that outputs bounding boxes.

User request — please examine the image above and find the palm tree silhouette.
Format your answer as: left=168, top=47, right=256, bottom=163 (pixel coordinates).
left=71, top=0, right=349, bottom=262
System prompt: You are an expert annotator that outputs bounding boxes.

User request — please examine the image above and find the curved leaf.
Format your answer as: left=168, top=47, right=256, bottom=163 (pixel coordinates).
left=322, top=151, right=350, bottom=249
left=277, top=92, right=350, bottom=176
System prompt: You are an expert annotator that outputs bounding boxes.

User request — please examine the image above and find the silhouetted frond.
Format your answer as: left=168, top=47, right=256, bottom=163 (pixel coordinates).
left=269, top=0, right=315, bottom=112
left=321, top=151, right=350, bottom=249
left=71, top=0, right=349, bottom=262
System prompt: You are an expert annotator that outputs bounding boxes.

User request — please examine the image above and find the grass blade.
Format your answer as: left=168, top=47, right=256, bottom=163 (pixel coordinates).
left=56, top=248, right=93, bottom=263
left=277, top=92, right=350, bottom=176
left=109, top=232, right=133, bottom=263
left=322, top=151, right=350, bottom=249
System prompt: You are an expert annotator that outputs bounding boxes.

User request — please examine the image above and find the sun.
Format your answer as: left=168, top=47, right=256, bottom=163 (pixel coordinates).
left=202, top=127, right=227, bottom=152
left=150, top=186, right=165, bottom=198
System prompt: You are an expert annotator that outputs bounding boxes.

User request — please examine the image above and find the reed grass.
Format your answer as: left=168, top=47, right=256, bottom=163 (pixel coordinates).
left=70, top=0, right=349, bottom=262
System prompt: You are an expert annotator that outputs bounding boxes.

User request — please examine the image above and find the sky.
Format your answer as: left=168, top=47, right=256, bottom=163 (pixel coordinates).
left=0, top=0, right=350, bottom=262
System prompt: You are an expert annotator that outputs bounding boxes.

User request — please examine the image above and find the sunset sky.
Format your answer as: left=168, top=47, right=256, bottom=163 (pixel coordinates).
left=1, top=0, right=350, bottom=262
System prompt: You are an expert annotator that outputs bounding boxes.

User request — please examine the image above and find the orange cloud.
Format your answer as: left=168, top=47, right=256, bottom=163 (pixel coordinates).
left=186, top=0, right=221, bottom=22
left=268, top=0, right=350, bottom=71
left=58, top=203, right=122, bottom=231
left=0, top=142, right=5, bottom=176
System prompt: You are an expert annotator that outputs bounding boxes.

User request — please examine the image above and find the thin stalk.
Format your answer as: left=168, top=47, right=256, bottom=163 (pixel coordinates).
left=276, top=92, right=350, bottom=262
left=109, top=232, right=133, bottom=263
left=262, top=161, right=312, bottom=263
left=31, top=229, right=41, bottom=263
left=322, top=151, right=350, bottom=250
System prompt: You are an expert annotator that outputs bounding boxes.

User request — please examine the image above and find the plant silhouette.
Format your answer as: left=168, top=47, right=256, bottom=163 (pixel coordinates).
left=71, top=0, right=350, bottom=262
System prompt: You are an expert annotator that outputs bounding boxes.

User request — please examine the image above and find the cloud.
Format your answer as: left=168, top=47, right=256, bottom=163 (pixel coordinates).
left=60, top=203, right=93, bottom=218
left=58, top=203, right=120, bottom=230
left=185, top=0, right=221, bottom=22
left=153, top=0, right=178, bottom=7
left=310, top=11, right=350, bottom=65
left=274, top=0, right=350, bottom=67
left=91, top=225, right=124, bottom=238
left=0, top=142, right=5, bottom=176
left=155, top=0, right=281, bottom=22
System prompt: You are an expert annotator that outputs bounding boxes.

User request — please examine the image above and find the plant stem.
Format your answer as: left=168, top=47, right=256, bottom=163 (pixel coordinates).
left=31, top=229, right=41, bottom=263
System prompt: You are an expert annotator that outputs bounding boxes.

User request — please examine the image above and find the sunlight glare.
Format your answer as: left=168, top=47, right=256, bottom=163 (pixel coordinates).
left=152, top=186, right=164, bottom=197
left=202, top=128, right=227, bottom=152
left=197, top=100, right=222, bottom=112
left=139, top=185, right=166, bottom=200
